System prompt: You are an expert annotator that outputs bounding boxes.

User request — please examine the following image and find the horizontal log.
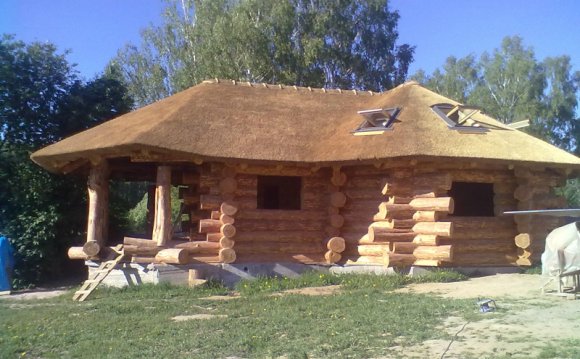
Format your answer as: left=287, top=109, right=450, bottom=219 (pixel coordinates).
left=345, top=255, right=388, bottom=266
left=386, top=253, right=416, bottom=267
left=235, top=209, right=326, bottom=222
left=325, top=237, right=346, bottom=253
left=413, top=211, right=439, bottom=222
left=412, top=234, right=440, bottom=246
left=515, top=233, right=531, bottom=249
left=220, top=214, right=235, bottom=225
left=450, top=217, right=515, bottom=240
left=368, top=222, right=414, bottom=242
left=219, top=177, right=237, bottom=194
left=331, top=171, right=348, bottom=187
left=345, top=176, right=383, bottom=189
left=221, top=223, right=236, bottom=238
left=83, top=241, right=101, bottom=257
left=330, top=192, right=347, bottom=208
left=219, top=248, right=236, bottom=263
left=325, top=226, right=341, bottom=237
left=155, top=248, right=189, bottom=264
left=344, top=188, right=381, bottom=200
left=220, top=201, right=239, bottom=216
left=514, top=168, right=567, bottom=187
left=493, top=182, right=516, bottom=195
left=234, top=231, right=324, bottom=243
left=210, top=211, right=220, bottom=220
left=373, top=209, right=415, bottom=221
left=448, top=169, right=514, bottom=184
left=412, top=222, right=453, bottom=237
left=344, top=244, right=391, bottom=257
left=413, top=245, right=453, bottom=261
left=413, top=259, right=441, bottom=267
left=440, top=239, right=515, bottom=254
left=68, top=247, right=92, bottom=260
left=234, top=242, right=325, bottom=255
left=235, top=253, right=327, bottom=264
left=236, top=219, right=324, bottom=232
left=392, top=242, right=417, bottom=254
left=199, top=219, right=221, bottom=234
left=449, top=252, right=518, bottom=266
left=330, top=214, right=345, bottom=228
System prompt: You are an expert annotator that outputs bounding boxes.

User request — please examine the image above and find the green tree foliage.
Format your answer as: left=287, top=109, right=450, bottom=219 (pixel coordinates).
left=0, top=35, right=133, bottom=286
left=113, top=0, right=415, bottom=106
left=413, top=36, right=579, bottom=154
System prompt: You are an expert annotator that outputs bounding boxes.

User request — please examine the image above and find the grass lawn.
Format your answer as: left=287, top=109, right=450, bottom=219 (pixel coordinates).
left=1, top=271, right=477, bottom=358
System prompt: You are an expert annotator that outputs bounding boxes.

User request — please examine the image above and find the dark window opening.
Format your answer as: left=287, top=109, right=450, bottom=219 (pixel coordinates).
left=449, top=182, right=494, bottom=217
left=257, top=176, right=301, bottom=210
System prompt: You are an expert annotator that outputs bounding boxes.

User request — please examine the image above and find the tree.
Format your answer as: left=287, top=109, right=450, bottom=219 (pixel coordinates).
left=414, top=36, right=579, bottom=154
left=113, top=0, right=415, bottom=106
left=0, top=35, right=133, bottom=286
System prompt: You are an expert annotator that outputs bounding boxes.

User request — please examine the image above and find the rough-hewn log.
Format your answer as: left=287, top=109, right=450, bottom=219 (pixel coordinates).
left=220, top=201, right=239, bottom=216
left=152, top=165, right=172, bottom=246
left=331, top=172, right=348, bottom=187
left=443, top=239, right=515, bottom=254
left=413, top=259, right=441, bottom=267
left=385, top=253, right=416, bottom=267
left=515, top=257, right=532, bottom=266
left=234, top=242, right=325, bottom=255
left=124, top=244, right=162, bottom=257
left=218, top=237, right=235, bottom=249
left=234, top=231, right=324, bottom=243
left=344, top=232, right=415, bottom=245
left=324, top=250, right=341, bottom=264
left=413, top=245, right=453, bottom=261
left=329, top=214, right=345, bottom=228
left=220, top=214, right=235, bottom=225
left=68, top=247, right=91, bottom=260
left=236, top=253, right=326, bottom=264
left=345, top=244, right=391, bottom=256
left=373, top=209, right=415, bottom=221
left=412, top=234, right=440, bottom=246
left=236, top=219, right=323, bottom=232
left=155, top=248, right=189, bottom=264
left=368, top=222, right=410, bottom=242
left=199, top=219, right=222, bottom=234
left=451, top=217, right=516, bottom=240
left=515, top=233, right=531, bottom=249
left=236, top=210, right=326, bottom=221
left=83, top=241, right=101, bottom=257
left=413, top=211, right=439, bottom=222
left=412, top=222, right=453, bottom=237
left=325, top=237, right=346, bottom=253
left=218, top=248, right=236, bottom=263
left=375, top=197, right=453, bottom=219
left=330, top=192, right=347, bottom=207
left=219, top=177, right=237, bottom=194
left=87, top=160, right=109, bottom=246
left=220, top=223, right=236, bottom=238
left=210, top=211, right=221, bottom=220
left=346, top=255, right=388, bottom=266
left=392, top=242, right=417, bottom=254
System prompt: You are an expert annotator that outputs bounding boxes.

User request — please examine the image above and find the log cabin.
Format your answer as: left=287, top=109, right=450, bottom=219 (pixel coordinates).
left=31, top=79, right=580, bottom=284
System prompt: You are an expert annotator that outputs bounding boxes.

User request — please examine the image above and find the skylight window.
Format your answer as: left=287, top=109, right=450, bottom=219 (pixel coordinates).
left=353, top=107, right=400, bottom=136
left=431, top=103, right=489, bottom=133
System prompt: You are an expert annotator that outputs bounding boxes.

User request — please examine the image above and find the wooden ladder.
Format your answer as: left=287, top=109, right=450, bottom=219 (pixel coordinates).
left=72, top=246, right=125, bottom=302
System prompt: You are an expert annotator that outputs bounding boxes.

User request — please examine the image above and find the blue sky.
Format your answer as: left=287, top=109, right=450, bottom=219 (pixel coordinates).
left=1, top=0, right=579, bottom=80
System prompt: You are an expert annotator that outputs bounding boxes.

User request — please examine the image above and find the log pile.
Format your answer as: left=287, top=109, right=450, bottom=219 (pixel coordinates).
left=322, top=167, right=348, bottom=263
left=513, top=167, right=567, bottom=266
left=344, top=169, right=455, bottom=267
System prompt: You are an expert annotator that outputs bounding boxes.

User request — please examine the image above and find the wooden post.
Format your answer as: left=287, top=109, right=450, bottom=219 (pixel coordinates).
left=152, top=165, right=172, bottom=246
left=145, top=185, right=156, bottom=238
left=86, top=159, right=109, bottom=247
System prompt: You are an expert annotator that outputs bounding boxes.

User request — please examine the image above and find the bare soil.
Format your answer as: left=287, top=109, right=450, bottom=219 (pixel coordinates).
left=390, top=273, right=580, bottom=359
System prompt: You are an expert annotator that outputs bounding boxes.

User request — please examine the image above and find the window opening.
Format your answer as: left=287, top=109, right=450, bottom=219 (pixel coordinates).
left=432, top=103, right=492, bottom=133
left=449, top=182, right=494, bottom=217
left=257, top=176, right=301, bottom=210
left=353, top=107, right=401, bottom=135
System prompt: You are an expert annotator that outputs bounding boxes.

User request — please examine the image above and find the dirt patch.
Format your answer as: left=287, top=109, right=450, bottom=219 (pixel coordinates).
left=171, top=314, right=228, bottom=321
left=387, top=273, right=580, bottom=359
left=271, top=285, right=342, bottom=297
left=0, top=288, right=70, bottom=301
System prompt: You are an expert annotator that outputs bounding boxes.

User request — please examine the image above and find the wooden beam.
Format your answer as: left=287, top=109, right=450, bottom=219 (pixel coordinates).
left=152, top=165, right=173, bottom=246
left=86, top=159, right=109, bottom=246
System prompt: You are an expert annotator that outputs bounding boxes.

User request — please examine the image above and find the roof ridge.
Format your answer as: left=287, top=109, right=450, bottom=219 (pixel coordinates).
left=201, top=78, right=382, bottom=96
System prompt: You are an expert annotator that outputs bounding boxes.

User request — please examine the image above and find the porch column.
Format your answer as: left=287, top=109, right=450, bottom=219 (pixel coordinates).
left=86, top=159, right=110, bottom=247
left=152, top=165, right=172, bottom=246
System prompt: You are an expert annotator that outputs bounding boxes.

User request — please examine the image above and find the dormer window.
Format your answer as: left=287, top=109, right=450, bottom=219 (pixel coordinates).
left=431, top=103, right=489, bottom=133
left=353, top=107, right=400, bottom=136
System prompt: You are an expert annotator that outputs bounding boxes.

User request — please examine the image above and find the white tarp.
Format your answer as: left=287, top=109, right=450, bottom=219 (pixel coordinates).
left=541, top=222, right=580, bottom=279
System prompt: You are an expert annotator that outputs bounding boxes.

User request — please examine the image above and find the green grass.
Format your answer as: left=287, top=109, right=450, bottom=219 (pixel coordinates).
left=0, top=272, right=474, bottom=359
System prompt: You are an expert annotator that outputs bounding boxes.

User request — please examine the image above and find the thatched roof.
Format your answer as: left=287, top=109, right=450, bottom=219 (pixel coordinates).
left=31, top=79, right=580, bottom=173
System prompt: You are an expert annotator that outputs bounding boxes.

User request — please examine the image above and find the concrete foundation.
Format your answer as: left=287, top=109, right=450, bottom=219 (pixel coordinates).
left=87, top=261, right=522, bottom=288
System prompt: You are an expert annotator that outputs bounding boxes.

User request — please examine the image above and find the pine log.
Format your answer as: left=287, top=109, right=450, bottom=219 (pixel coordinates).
left=324, top=250, right=341, bottom=264
left=236, top=253, right=326, bottom=264
left=368, top=222, right=414, bottom=242
left=234, top=242, right=325, bottom=255
left=385, top=253, right=416, bottom=267
left=219, top=177, right=237, bottom=194
left=124, top=244, right=162, bottom=257
left=219, top=237, right=235, bottom=249
left=345, top=232, right=415, bottom=245
left=346, top=255, right=388, bottom=266
left=517, top=248, right=532, bottom=259
left=199, top=219, right=222, bottom=234
left=236, top=219, right=324, bottom=232
left=516, top=257, right=533, bottom=266
left=408, top=197, right=454, bottom=213
left=345, top=244, right=391, bottom=256
left=325, top=237, right=346, bottom=253
left=236, top=209, right=326, bottom=221
left=413, top=259, right=441, bottom=267
left=392, top=242, right=417, bottom=254
left=211, top=211, right=220, bottom=220
left=373, top=209, right=415, bottom=221
left=234, top=231, right=324, bottom=243
left=413, top=245, right=453, bottom=261
left=412, top=222, right=453, bottom=237
left=330, top=192, right=347, bottom=207
left=130, top=256, right=157, bottom=263
left=220, top=214, right=235, bottom=225
left=413, top=211, right=439, bottom=222
left=412, top=234, right=440, bottom=246
left=330, top=214, right=345, bottom=228
left=325, top=226, right=341, bottom=237
left=155, top=249, right=189, bottom=264
left=206, top=232, right=222, bottom=242
left=442, top=239, right=515, bottom=254
left=451, top=217, right=516, bottom=240
left=515, top=233, right=531, bottom=249
left=83, top=241, right=101, bottom=257
left=68, top=247, right=91, bottom=260
left=388, top=219, right=416, bottom=229
left=124, top=237, right=159, bottom=247
left=218, top=248, right=236, bottom=263
left=344, top=188, right=381, bottom=200
left=87, top=160, right=109, bottom=246
left=220, top=223, right=236, bottom=238
left=152, top=165, right=172, bottom=246
left=331, top=172, right=348, bottom=187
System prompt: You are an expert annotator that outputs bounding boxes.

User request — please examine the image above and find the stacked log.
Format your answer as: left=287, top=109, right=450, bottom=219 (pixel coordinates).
left=513, top=167, right=567, bottom=266
left=322, top=167, right=348, bottom=263
left=177, top=170, right=202, bottom=238
left=344, top=169, right=454, bottom=267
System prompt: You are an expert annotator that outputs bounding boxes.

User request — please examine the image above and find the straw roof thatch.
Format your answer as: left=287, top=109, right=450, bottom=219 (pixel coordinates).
left=31, top=79, right=580, bottom=173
